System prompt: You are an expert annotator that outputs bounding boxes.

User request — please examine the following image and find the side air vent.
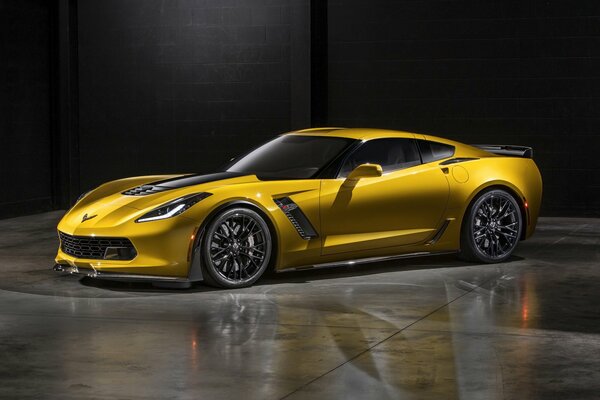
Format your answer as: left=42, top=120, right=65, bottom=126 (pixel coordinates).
left=274, top=197, right=318, bottom=240
left=426, top=219, right=452, bottom=245
left=439, top=157, right=479, bottom=165
left=122, top=185, right=171, bottom=196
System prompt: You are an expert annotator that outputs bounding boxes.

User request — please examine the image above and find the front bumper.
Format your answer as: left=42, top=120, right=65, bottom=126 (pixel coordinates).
left=55, top=213, right=199, bottom=278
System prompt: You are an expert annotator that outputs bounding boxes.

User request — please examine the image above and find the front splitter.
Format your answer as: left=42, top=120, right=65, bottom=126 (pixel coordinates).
left=53, top=264, right=193, bottom=289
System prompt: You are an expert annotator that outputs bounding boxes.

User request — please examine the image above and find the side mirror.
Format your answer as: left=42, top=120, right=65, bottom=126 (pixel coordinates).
left=344, top=163, right=383, bottom=186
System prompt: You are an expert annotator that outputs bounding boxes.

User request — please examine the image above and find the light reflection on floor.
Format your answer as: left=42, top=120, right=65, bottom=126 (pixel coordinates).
left=0, top=212, right=598, bottom=399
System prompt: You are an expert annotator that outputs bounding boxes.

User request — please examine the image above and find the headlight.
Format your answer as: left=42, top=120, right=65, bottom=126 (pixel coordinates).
left=136, top=192, right=212, bottom=223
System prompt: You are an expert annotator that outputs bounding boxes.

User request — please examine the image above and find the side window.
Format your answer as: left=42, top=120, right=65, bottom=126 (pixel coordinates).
left=417, top=140, right=455, bottom=163
left=338, top=139, right=421, bottom=178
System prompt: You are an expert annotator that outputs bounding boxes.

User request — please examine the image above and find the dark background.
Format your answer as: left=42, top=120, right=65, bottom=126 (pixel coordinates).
left=1, top=0, right=599, bottom=219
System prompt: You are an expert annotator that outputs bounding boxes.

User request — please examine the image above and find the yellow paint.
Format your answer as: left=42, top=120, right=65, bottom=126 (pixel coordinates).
left=55, top=128, right=542, bottom=278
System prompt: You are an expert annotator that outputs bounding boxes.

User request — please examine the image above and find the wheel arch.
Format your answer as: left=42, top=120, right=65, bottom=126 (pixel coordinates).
left=460, top=181, right=528, bottom=241
left=187, top=199, right=280, bottom=281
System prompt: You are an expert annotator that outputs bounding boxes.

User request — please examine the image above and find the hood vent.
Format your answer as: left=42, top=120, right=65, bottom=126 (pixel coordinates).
left=122, top=185, right=171, bottom=196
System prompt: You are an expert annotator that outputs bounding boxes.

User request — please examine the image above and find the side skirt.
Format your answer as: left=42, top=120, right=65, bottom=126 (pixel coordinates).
left=280, top=250, right=459, bottom=273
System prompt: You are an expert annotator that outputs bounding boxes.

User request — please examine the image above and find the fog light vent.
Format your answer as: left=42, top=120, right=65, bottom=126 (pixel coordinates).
left=104, top=246, right=137, bottom=260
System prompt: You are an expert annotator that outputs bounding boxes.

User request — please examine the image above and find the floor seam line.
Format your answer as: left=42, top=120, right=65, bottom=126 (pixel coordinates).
left=277, top=274, right=498, bottom=400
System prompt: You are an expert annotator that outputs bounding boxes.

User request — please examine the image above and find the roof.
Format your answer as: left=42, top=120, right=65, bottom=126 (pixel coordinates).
left=285, top=127, right=493, bottom=158
left=287, top=127, right=420, bottom=140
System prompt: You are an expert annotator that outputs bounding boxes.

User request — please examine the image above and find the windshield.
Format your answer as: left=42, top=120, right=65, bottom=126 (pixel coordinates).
left=226, top=135, right=355, bottom=179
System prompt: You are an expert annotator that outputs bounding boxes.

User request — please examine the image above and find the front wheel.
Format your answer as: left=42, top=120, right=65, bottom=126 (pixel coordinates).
left=201, top=207, right=273, bottom=288
left=460, top=189, right=522, bottom=263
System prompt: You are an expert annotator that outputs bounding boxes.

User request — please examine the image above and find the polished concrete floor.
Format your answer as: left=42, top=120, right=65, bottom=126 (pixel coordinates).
left=0, top=211, right=598, bottom=399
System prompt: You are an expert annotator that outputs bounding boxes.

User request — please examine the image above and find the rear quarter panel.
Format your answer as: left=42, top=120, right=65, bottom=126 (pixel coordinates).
left=444, top=157, right=542, bottom=240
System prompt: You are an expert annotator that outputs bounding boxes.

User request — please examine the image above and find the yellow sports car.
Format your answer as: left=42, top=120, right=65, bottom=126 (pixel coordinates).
left=54, top=128, right=542, bottom=288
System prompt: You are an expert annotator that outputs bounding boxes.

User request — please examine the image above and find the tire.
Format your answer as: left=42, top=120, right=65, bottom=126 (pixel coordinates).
left=200, top=207, right=273, bottom=288
left=459, top=189, right=522, bottom=263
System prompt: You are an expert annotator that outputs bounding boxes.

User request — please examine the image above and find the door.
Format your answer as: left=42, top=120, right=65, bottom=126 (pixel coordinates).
left=319, top=138, right=450, bottom=255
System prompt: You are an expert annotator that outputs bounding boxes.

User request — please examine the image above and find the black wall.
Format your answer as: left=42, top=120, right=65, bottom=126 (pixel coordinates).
left=77, top=0, right=305, bottom=193
left=1, top=0, right=598, bottom=218
left=327, top=0, right=600, bottom=216
left=0, top=0, right=53, bottom=218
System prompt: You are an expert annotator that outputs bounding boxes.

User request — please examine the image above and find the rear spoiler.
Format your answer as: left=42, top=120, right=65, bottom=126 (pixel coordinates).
left=472, top=144, right=533, bottom=158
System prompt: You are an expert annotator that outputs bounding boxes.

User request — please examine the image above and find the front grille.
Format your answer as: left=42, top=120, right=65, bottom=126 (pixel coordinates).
left=59, top=232, right=136, bottom=260
left=122, top=185, right=171, bottom=196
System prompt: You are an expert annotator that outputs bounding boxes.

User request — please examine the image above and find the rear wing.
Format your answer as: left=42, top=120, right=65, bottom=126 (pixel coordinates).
left=472, top=144, right=533, bottom=158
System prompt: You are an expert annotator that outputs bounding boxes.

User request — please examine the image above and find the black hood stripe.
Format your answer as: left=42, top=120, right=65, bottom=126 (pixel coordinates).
left=152, top=172, right=245, bottom=188
left=122, top=172, right=246, bottom=196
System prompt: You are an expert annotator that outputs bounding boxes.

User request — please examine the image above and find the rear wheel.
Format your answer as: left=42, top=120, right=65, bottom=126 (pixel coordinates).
left=201, top=207, right=272, bottom=288
left=460, top=189, right=522, bottom=263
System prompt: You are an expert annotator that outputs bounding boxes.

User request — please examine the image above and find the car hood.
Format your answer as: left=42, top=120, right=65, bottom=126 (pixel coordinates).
left=63, top=172, right=260, bottom=230
left=123, top=172, right=248, bottom=193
